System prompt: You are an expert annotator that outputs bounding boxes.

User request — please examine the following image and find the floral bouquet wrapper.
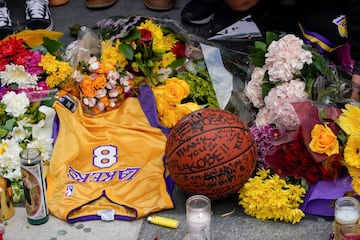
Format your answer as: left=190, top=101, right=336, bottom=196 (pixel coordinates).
left=300, top=174, right=353, bottom=217
left=63, top=15, right=254, bottom=122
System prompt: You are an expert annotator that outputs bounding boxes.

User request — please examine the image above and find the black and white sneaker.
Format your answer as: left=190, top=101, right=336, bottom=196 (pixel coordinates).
left=0, top=5, right=13, bottom=39
left=25, top=0, right=53, bottom=30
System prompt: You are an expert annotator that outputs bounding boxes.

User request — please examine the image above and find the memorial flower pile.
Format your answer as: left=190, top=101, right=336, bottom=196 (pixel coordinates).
left=0, top=30, right=71, bottom=202
left=240, top=32, right=355, bottom=223
left=65, top=16, right=217, bottom=122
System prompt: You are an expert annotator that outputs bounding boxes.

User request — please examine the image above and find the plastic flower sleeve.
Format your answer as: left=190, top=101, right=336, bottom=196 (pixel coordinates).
left=200, top=43, right=233, bottom=109
left=64, top=26, right=101, bottom=68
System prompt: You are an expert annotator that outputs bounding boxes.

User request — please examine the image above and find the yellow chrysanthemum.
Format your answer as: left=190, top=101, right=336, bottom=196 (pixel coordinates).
left=101, top=40, right=128, bottom=67
left=338, top=104, right=360, bottom=135
left=343, top=135, right=360, bottom=167
left=39, top=53, right=73, bottom=88
left=239, top=169, right=306, bottom=224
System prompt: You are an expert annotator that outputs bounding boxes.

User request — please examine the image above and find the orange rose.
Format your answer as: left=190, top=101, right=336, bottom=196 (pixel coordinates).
left=94, top=74, right=107, bottom=89
left=80, top=75, right=96, bottom=97
left=309, top=123, right=339, bottom=156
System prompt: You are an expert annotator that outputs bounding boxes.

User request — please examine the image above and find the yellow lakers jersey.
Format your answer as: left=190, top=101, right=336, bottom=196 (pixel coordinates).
left=46, top=84, right=174, bottom=223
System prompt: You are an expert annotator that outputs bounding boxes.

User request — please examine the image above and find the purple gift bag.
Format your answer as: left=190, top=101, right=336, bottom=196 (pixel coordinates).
left=300, top=175, right=353, bottom=217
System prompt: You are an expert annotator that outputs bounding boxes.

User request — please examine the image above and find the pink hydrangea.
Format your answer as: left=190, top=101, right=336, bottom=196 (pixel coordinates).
left=265, top=34, right=312, bottom=83
left=263, top=79, right=309, bottom=129
left=245, top=67, right=266, bottom=108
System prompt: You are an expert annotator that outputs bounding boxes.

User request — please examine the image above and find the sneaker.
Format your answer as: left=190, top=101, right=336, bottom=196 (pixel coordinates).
left=181, top=0, right=221, bottom=25
left=144, top=0, right=175, bottom=11
left=85, top=0, right=117, bottom=8
left=25, top=0, right=53, bottom=30
left=0, top=5, right=13, bottom=39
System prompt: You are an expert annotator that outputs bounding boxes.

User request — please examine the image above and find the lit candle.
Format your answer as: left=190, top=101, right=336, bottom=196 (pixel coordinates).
left=186, top=211, right=211, bottom=239
left=334, top=197, right=360, bottom=240
left=186, top=195, right=211, bottom=240
left=335, top=206, right=360, bottom=225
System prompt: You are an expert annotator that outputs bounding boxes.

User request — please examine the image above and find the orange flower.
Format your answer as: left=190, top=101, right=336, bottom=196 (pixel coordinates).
left=94, top=74, right=107, bottom=89
left=80, top=75, right=96, bottom=97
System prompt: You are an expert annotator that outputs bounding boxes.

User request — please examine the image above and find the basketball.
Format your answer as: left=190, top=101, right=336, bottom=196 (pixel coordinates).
left=165, top=108, right=257, bottom=200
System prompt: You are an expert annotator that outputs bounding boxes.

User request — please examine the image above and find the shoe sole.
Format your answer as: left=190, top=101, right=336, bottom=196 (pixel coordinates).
left=86, top=0, right=117, bottom=8
left=25, top=20, right=54, bottom=31
left=49, top=0, right=69, bottom=6
left=143, top=0, right=175, bottom=10
left=188, top=13, right=214, bottom=25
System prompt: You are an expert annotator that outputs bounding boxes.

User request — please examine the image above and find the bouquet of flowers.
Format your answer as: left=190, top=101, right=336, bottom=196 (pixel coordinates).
left=244, top=32, right=351, bottom=129
left=64, top=16, right=220, bottom=125
left=240, top=31, right=356, bottom=222
left=0, top=30, right=72, bottom=202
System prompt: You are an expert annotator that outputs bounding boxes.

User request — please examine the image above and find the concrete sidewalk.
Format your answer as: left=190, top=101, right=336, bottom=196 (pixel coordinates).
left=4, top=185, right=334, bottom=240
left=5, top=0, right=337, bottom=239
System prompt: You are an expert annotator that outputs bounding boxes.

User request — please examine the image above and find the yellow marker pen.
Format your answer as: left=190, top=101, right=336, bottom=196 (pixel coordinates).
left=147, top=215, right=179, bottom=229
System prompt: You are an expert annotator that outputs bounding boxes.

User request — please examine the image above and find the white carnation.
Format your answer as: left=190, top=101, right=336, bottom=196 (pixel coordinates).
left=1, top=91, right=30, bottom=117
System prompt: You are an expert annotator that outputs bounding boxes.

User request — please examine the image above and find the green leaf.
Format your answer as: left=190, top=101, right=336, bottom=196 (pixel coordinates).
left=0, top=128, right=8, bottom=138
left=136, top=59, right=155, bottom=85
left=254, top=41, right=267, bottom=51
left=265, top=32, right=279, bottom=46
left=248, top=51, right=266, bottom=67
left=4, top=118, right=15, bottom=131
left=169, top=57, right=186, bottom=69
left=119, top=43, right=134, bottom=60
left=121, top=27, right=141, bottom=42
left=42, top=37, right=63, bottom=55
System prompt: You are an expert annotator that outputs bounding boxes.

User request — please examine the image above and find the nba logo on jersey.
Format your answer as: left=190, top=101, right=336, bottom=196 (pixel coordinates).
left=65, top=185, right=74, bottom=197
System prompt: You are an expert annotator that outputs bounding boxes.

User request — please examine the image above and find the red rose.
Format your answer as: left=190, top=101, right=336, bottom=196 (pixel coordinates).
left=305, top=166, right=322, bottom=183
left=171, top=42, right=186, bottom=58
left=139, top=29, right=152, bottom=45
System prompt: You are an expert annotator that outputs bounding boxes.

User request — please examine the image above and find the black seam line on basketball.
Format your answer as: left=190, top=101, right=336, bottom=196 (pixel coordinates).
left=166, top=125, right=252, bottom=162
left=168, top=138, right=256, bottom=174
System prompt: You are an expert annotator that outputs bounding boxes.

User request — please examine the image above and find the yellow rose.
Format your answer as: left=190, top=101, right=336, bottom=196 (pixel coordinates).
left=164, top=78, right=190, bottom=105
left=309, top=123, right=339, bottom=156
left=176, top=102, right=202, bottom=119
left=160, top=107, right=179, bottom=128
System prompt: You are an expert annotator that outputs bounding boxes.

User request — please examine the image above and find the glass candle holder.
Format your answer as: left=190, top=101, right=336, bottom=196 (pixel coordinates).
left=334, top=197, right=360, bottom=240
left=340, top=224, right=360, bottom=240
left=186, top=195, right=211, bottom=240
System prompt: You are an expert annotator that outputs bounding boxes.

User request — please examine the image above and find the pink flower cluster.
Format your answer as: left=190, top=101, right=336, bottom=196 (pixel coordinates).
left=245, top=34, right=313, bottom=130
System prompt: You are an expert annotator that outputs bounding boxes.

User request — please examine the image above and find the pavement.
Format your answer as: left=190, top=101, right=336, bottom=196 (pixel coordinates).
left=5, top=0, right=335, bottom=239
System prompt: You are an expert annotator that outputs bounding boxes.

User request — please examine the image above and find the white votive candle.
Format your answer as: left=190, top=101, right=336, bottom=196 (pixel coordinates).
left=186, top=211, right=211, bottom=239
left=334, top=197, right=360, bottom=240
left=335, top=206, right=360, bottom=225
left=186, top=195, right=211, bottom=240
